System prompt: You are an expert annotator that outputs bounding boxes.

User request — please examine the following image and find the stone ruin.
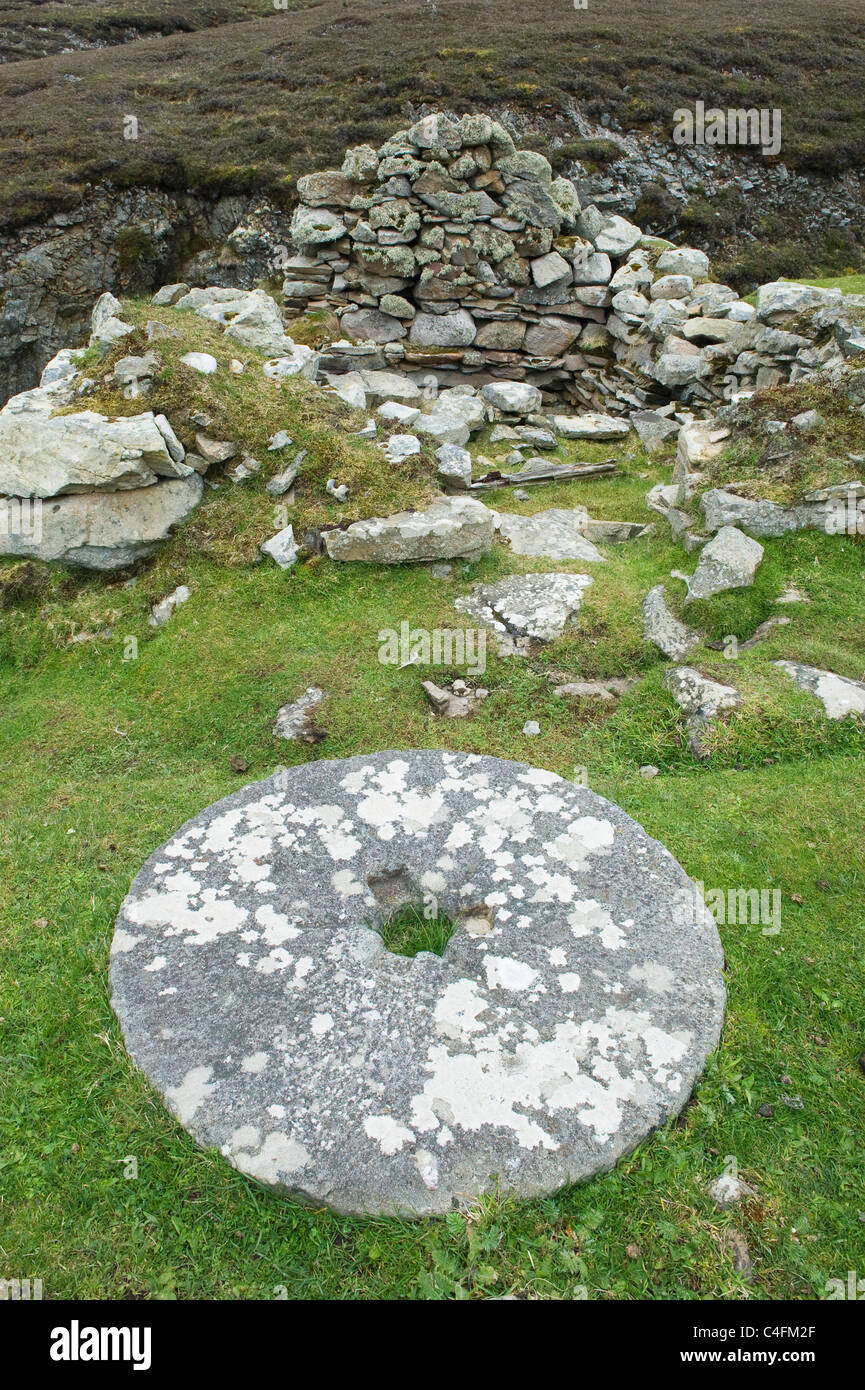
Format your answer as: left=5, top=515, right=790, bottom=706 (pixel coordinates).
left=284, top=111, right=865, bottom=415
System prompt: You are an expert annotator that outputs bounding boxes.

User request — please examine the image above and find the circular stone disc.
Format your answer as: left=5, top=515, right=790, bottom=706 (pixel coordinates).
left=111, top=751, right=725, bottom=1216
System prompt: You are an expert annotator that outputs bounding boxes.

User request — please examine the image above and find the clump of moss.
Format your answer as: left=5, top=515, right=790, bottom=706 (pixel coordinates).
left=550, top=138, right=623, bottom=171
left=114, top=226, right=156, bottom=271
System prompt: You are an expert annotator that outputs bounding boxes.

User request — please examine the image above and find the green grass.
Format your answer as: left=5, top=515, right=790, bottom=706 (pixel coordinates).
left=1, top=334, right=864, bottom=1299
left=376, top=903, right=456, bottom=959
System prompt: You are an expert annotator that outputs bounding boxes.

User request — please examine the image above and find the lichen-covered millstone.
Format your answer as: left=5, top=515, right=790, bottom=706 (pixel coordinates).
left=111, top=751, right=725, bottom=1217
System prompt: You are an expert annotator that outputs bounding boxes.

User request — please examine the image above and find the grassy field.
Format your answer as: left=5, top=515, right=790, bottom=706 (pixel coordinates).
left=1, top=298, right=864, bottom=1299
left=2, top=0, right=865, bottom=234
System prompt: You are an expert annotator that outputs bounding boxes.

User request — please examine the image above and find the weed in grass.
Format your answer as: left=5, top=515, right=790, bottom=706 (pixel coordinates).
left=375, top=903, right=456, bottom=959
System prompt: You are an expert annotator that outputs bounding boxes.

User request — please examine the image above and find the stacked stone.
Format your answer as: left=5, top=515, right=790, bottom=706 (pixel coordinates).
left=286, top=113, right=865, bottom=415
left=285, top=111, right=662, bottom=413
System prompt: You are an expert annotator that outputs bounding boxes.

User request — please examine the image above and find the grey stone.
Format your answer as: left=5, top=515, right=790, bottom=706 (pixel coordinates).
left=481, top=381, right=543, bottom=416
left=260, top=525, right=299, bottom=569
left=0, top=404, right=189, bottom=497
left=642, top=585, right=700, bottom=661
left=531, top=251, right=571, bottom=288
left=708, top=1173, right=757, bottom=1210
left=342, top=309, right=408, bottom=344
left=324, top=496, right=494, bottom=563
left=290, top=206, right=347, bottom=247
left=409, top=310, right=477, bottom=348
left=699, top=489, right=800, bottom=539
left=524, top=317, right=580, bottom=357
left=0, top=474, right=203, bottom=570
left=378, top=401, right=421, bottom=428
left=435, top=443, right=473, bottom=489
left=110, top=749, right=725, bottom=1215
left=149, top=584, right=191, bottom=629
left=773, top=661, right=865, bottom=720
left=494, top=508, right=606, bottom=562
left=685, top=526, right=763, bottom=603
left=383, top=434, right=422, bottom=464
left=664, top=666, right=743, bottom=757
left=594, top=216, right=642, bottom=256
left=655, top=247, right=710, bottom=281
left=552, top=413, right=629, bottom=440
left=273, top=687, right=327, bottom=741
left=631, top=411, right=680, bottom=453
left=180, top=352, right=218, bottom=375
left=455, top=572, right=594, bottom=650
left=413, top=412, right=471, bottom=447
left=151, top=283, right=189, bottom=306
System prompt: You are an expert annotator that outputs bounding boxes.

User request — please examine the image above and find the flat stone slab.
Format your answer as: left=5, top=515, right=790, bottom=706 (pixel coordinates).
left=455, top=572, right=594, bottom=653
left=774, top=661, right=865, bottom=719
left=493, top=508, right=606, bottom=563
left=111, top=751, right=725, bottom=1216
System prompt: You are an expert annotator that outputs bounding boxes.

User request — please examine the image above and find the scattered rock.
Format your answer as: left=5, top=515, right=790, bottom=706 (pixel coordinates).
left=494, top=508, right=605, bottom=562
left=642, top=585, right=700, bottom=660
left=455, top=572, right=593, bottom=652
left=149, top=584, right=190, bottom=629
left=422, top=680, right=489, bottom=718
left=707, top=1173, right=758, bottom=1210
left=639, top=765, right=660, bottom=779
left=684, top=527, right=764, bottom=603
left=180, top=352, right=218, bottom=375
left=522, top=720, right=541, bottom=737
left=773, top=661, right=865, bottom=719
left=273, top=687, right=327, bottom=743
left=260, top=525, right=299, bottom=569
left=664, top=666, right=743, bottom=757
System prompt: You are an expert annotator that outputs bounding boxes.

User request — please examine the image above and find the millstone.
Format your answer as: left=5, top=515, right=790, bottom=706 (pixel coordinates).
left=111, top=751, right=725, bottom=1216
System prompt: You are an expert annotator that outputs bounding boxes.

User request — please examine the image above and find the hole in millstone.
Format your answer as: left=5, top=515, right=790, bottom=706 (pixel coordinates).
left=375, top=901, right=456, bottom=960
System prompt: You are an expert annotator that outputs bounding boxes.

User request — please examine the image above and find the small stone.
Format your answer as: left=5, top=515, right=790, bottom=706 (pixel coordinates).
left=758, top=1103, right=774, bottom=1118
left=639, top=765, right=660, bottom=779
left=522, top=721, right=541, bottom=737
left=149, top=584, right=190, bottom=629
left=180, top=352, right=218, bottom=375
left=326, top=479, right=349, bottom=502
left=707, top=1173, right=757, bottom=1210
left=268, top=431, right=293, bottom=451
left=260, top=525, right=299, bottom=569
left=230, top=755, right=249, bottom=774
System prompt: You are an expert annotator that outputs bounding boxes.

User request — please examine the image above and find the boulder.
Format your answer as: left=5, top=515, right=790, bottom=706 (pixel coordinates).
left=324, top=496, right=494, bottom=563
left=0, top=406, right=190, bottom=497
left=0, top=474, right=203, bottom=570
left=684, top=526, right=764, bottom=603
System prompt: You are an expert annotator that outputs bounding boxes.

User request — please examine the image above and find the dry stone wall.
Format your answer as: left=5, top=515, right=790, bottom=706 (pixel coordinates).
left=285, top=113, right=865, bottom=414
